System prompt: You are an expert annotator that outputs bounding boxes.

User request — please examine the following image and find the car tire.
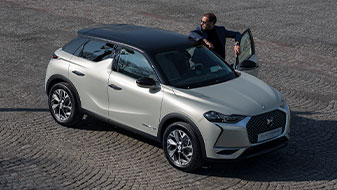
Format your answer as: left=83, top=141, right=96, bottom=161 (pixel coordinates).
left=163, top=122, right=202, bottom=172
left=48, top=82, right=82, bottom=127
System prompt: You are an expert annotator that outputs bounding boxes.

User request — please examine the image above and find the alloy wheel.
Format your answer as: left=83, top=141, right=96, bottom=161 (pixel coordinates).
left=50, top=89, right=72, bottom=122
left=166, top=129, right=194, bottom=167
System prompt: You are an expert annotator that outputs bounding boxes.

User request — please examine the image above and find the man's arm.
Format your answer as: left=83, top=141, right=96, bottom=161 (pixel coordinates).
left=223, top=28, right=241, bottom=55
left=189, top=26, right=214, bottom=49
left=189, top=26, right=204, bottom=41
left=224, top=28, right=241, bottom=42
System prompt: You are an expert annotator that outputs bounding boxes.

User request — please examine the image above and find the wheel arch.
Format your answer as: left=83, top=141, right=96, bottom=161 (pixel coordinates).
left=46, top=74, right=82, bottom=110
left=158, top=113, right=207, bottom=159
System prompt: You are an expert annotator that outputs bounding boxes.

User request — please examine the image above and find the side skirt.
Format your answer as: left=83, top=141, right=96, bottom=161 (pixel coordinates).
left=82, top=109, right=158, bottom=143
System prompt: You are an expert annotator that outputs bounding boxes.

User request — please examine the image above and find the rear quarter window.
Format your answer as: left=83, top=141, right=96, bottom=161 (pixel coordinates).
left=62, top=37, right=88, bottom=55
left=80, top=40, right=115, bottom=62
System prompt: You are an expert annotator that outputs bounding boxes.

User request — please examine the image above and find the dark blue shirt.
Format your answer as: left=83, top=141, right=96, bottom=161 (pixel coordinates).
left=189, top=25, right=241, bottom=58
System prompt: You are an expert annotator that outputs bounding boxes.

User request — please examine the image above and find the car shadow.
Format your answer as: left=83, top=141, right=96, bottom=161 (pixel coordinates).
left=194, top=110, right=337, bottom=182
left=3, top=107, right=336, bottom=182
left=74, top=110, right=337, bottom=182
left=0, top=107, right=162, bottom=148
left=0, top=108, right=49, bottom=112
left=73, top=114, right=162, bottom=148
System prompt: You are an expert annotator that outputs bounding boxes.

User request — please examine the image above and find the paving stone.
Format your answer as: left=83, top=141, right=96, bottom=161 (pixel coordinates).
left=0, top=0, right=336, bottom=189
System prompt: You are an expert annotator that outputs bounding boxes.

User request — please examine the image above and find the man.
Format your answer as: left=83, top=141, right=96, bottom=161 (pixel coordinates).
left=189, top=13, right=241, bottom=59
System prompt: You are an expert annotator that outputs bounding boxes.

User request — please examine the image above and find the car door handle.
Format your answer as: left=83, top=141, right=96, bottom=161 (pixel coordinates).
left=72, top=70, right=85, bottom=76
left=108, top=84, right=122, bottom=90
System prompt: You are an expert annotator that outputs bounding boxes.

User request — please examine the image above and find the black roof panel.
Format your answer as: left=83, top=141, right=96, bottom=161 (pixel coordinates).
left=77, top=24, right=196, bottom=53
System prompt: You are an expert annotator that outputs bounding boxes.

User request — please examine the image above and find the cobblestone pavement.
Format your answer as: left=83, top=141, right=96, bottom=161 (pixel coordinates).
left=0, top=0, right=336, bottom=189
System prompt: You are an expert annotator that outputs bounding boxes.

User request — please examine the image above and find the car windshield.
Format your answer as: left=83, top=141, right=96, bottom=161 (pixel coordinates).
left=154, top=46, right=236, bottom=88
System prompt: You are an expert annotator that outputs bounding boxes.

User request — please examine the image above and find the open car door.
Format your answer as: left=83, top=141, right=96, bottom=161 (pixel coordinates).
left=234, top=29, right=259, bottom=77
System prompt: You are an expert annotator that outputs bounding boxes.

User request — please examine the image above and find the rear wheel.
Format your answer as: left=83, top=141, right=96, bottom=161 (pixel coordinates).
left=163, top=122, right=202, bottom=172
left=48, top=82, right=82, bottom=126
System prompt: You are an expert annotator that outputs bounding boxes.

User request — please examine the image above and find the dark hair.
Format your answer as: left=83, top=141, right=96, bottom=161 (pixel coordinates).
left=203, top=13, right=217, bottom=24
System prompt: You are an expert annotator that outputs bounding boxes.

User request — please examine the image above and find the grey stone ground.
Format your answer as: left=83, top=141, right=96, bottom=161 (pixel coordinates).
left=0, top=0, right=336, bottom=189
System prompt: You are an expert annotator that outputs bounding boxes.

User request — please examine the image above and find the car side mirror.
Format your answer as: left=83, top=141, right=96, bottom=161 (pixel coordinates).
left=234, top=70, right=241, bottom=76
left=136, top=77, right=157, bottom=88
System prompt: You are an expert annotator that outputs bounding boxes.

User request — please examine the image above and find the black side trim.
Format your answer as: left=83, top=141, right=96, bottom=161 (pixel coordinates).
left=158, top=113, right=207, bottom=160
left=109, top=119, right=158, bottom=142
left=46, top=74, right=82, bottom=110
left=83, top=108, right=158, bottom=142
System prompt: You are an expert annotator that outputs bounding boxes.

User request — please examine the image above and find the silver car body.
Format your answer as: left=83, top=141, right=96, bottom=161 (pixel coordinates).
left=45, top=24, right=290, bottom=163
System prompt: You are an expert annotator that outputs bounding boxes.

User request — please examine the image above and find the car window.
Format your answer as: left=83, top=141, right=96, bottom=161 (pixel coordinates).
left=238, top=32, right=253, bottom=64
left=117, top=48, right=155, bottom=79
left=155, top=46, right=235, bottom=88
left=62, top=37, right=88, bottom=55
left=80, top=40, right=115, bottom=62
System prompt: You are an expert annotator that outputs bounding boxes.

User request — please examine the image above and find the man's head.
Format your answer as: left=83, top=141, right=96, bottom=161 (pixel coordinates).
left=201, top=13, right=217, bottom=30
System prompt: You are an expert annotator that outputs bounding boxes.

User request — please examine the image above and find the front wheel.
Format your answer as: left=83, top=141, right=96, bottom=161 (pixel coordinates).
left=48, top=82, right=82, bottom=127
left=163, top=122, right=202, bottom=172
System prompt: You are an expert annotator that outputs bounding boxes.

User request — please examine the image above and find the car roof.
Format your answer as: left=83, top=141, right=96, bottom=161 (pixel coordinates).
left=77, top=24, right=197, bottom=53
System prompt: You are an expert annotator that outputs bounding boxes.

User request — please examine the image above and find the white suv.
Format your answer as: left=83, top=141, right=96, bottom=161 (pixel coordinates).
left=45, top=24, right=290, bottom=171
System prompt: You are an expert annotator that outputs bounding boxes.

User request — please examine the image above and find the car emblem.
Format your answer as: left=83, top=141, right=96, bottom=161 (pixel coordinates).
left=262, top=105, right=265, bottom=110
left=266, top=116, right=274, bottom=126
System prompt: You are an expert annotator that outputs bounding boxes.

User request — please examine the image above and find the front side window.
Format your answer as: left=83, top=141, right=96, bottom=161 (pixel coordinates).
left=80, top=40, right=115, bottom=62
left=117, top=48, right=155, bottom=79
left=155, top=46, right=236, bottom=88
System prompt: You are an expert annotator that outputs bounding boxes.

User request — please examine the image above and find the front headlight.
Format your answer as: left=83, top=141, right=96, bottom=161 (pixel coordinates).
left=203, top=111, right=246, bottom=123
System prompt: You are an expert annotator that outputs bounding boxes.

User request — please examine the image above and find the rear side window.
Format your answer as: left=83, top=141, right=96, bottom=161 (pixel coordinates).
left=62, top=37, right=88, bottom=55
left=80, top=40, right=115, bottom=62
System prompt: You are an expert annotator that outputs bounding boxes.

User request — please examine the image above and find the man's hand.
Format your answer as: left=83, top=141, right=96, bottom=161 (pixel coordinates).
left=234, top=44, right=240, bottom=55
left=203, top=39, right=214, bottom=49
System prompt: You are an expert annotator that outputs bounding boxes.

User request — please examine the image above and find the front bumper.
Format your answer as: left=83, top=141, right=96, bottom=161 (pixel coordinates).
left=199, top=104, right=291, bottom=160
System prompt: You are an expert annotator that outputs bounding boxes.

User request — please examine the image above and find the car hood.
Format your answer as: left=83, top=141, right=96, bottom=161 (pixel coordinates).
left=172, top=72, right=283, bottom=116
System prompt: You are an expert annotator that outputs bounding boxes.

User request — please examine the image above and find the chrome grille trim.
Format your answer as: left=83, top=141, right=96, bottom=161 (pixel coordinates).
left=246, top=109, right=287, bottom=144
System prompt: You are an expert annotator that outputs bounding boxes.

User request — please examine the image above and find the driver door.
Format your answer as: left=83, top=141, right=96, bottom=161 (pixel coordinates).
left=235, top=29, right=259, bottom=77
left=107, top=47, right=163, bottom=136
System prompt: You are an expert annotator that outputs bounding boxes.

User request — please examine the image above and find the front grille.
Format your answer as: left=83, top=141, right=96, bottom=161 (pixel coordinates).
left=246, top=110, right=286, bottom=144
